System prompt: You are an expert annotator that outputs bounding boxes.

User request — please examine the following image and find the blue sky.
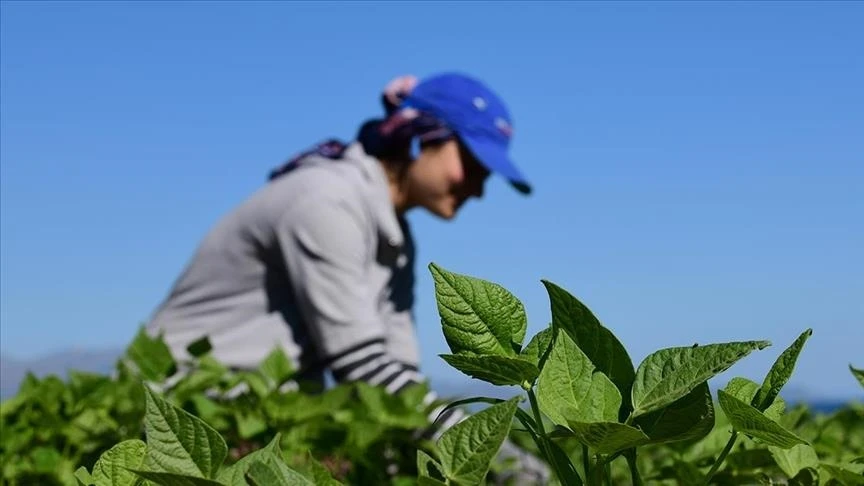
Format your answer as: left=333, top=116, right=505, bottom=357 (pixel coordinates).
left=1, top=2, right=862, bottom=401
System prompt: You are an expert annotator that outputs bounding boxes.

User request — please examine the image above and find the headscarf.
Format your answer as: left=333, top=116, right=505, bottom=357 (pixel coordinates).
left=268, top=75, right=453, bottom=181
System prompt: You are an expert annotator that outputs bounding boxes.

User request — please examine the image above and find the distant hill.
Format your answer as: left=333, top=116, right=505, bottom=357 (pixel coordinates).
left=0, top=348, right=121, bottom=399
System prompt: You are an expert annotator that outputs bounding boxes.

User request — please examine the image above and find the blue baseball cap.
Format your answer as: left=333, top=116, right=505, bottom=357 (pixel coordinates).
left=401, top=72, right=532, bottom=195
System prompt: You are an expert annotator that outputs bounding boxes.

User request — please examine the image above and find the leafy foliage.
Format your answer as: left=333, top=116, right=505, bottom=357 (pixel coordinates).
left=2, top=262, right=862, bottom=486
left=0, top=327, right=444, bottom=485
left=425, top=263, right=863, bottom=485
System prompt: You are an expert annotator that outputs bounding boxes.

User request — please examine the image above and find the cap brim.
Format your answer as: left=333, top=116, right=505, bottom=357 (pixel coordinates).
left=460, top=134, right=532, bottom=195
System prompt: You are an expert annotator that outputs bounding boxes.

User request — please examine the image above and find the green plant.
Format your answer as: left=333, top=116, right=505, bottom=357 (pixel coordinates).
left=2, top=262, right=862, bottom=486
left=0, top=328, right=443, bottom=485
left=421, top=262, right=864, bottom=485
left=71, top=383, right=345, bottom=486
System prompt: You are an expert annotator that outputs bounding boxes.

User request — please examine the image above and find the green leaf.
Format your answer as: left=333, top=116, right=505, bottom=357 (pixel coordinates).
left=440, top=354, right=539, bottom=386
left=397, top=380, right=431, bottom=410
left=298, top=451, right=342, bottom=486
left=431, top=396, right=540, bottom=448
left=542, top=280, right=636, bottom=416
left=264, top=385, right=352, bottom=425
left=75, top=466, right=95, bottom=486
left=30, top=445, right=63, bottom=474
left=634, top=381, right=715, bottom=445
left=724, top=377, right=786, bottom=421
left=429, top=263, right=527, bottom=356
left=244, top=456, right=314, bottom=486
left=29, top=375, right=68, bottom=417
left=344, top=419, right=384, bottom=452
left=92, top=439, right=147, bottom=486
left=753, top=329, right=812, bottom=411
left=821, top=463, right=864, bottom=486
left=717, top=390, right=806, bottom=449
left=244, top=461, right=285, bottom=486
left=567, top=421, right=649, bottom=454
left=355, top=382, right=429, bottom=429
left=536, top=331, right=620, bottom=427
left=189, top=395, right=229, bottom=430
left=171, top=357, right=229, bottom=402
left=238, top=372, right=270, bottom=398
left=124, top=327, right=177, bottom=382
left=438, top=396, right=520, bottom=486
left=851, top=365, right=864, bottom=389
left=724, top=377, right=761, bottom=402
left=130, top=470, right=226, bottom=486
left=68, top=371, right=112, bottom=404
left=142, top=385, right=227, bottom=478
left=631, top=340, right=770, bottom=418
left=417, top=449, right=446, bottom=484
left=235, top=411, right=268, bottom=439
left=0, top=387, right=31, bottom=419
left=216, top=433, right=283, bottom=484
left=259, top=347, right=295, bottom=387
left=769, top=444, right=819, bottom=479
left=815, top=406, right=864, bottom=458
left=520, top=327, right=553, bottom=370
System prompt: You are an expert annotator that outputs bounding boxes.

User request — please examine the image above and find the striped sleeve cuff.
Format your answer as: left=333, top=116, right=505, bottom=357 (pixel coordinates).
left=328, top=340, right=467, bottom=439
left=329, top=339, right=424, bottom=393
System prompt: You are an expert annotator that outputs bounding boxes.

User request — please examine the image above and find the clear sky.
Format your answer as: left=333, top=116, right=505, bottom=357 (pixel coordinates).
left=1, top=1, right=862, bottom=401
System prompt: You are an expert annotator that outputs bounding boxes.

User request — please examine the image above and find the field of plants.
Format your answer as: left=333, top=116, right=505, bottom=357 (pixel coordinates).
left=1, top=263, right=862, bottom=485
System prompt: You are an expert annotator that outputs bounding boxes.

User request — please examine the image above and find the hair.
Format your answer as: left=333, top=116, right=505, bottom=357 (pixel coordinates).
left=357, top=83, right=457, bottom=162
left=356, top=118, right=412, bottom=162
left=268, top=78, right=456, bottom=182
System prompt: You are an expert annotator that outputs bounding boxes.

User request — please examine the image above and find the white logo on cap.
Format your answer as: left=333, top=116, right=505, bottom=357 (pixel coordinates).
left=495, top=117, right=513, bottom=137
left=473, top=97, right=487, bottom=110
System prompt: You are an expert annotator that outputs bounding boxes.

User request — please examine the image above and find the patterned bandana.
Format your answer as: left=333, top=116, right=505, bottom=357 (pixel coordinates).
left=377, top=75, right=455, bottom=146
left=268, top=75, right=453, bottom=181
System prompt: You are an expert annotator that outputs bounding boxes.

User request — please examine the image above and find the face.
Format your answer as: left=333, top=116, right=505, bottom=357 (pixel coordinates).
left=403, top=139, right=491, bottom=219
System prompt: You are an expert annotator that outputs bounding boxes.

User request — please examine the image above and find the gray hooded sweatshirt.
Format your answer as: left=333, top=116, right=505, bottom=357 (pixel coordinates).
left=146, top=142, right=422, bottom=391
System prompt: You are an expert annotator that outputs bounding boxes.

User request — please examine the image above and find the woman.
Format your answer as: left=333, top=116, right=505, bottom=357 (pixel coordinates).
left=145, top=72, right=546, bottom=482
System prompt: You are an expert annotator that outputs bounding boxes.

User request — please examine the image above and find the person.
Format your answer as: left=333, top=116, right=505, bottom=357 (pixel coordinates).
left=144, top=72, right=547, bottom=483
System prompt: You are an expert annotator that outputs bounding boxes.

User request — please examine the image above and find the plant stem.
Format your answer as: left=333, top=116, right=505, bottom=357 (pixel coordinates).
left=526, top=390, right=566, bottom=484
left=703, top=431, right=738, bottom=485
left=590, top=454, right=609, bottom=486
left=624, top=448, right=642, bottom=486
left=527, top=390, right=546, bottom=437
left=583, top=445, right=591, bottom=479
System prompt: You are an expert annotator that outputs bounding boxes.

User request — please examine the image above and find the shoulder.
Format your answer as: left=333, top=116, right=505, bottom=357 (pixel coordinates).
left=230, top=142, right=404, bottom=251
left=276, top=143, right=382, bottom=201
left=266, top=143, right=395, bottom=231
